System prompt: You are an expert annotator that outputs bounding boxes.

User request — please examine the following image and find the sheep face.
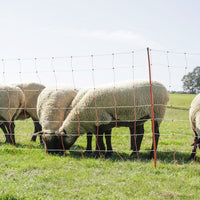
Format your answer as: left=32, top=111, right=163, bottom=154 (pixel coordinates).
left=42, top=133, right=66, bottom=154
left=42, top=132, right=78, bottom=154
left=60, top=129, right=78, bottom=149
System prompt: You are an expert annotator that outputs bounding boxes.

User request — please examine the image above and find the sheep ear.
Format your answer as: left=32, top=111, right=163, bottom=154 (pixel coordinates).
left=60, top=129, right=67, bottom=135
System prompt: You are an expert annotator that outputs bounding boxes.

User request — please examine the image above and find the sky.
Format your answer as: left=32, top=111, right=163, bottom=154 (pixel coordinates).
left=0, top=0, right=200, bottom=90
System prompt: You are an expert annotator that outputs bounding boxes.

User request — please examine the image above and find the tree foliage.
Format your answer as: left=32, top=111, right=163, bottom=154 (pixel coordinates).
left=181, top=66, right=200, bottom=94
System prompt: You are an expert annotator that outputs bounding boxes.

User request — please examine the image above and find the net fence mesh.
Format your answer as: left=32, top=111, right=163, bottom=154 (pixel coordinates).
left=0, top=48, right=199, bottom=166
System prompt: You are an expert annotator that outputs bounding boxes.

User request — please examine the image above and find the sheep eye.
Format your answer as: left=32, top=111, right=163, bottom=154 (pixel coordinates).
left=63, top=129, right=67, bottom=135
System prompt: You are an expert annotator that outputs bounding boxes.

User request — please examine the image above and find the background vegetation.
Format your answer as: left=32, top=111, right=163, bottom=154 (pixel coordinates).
left=0, top=93, right=199, bottom=200
left=182, top=66, right=200, bottom=94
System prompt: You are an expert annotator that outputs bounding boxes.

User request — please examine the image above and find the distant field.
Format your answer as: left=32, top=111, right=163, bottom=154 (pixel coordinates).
left=0, top=93, right=200, bottom=200
left=168, top=93, right=195, bottom=109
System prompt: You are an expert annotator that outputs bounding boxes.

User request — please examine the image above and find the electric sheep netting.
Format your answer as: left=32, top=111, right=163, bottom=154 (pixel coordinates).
left=0, top=48, right=199, bottom=167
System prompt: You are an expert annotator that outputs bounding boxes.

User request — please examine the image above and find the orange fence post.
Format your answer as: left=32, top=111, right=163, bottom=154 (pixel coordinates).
left=147, top=47, right=157, bottom=168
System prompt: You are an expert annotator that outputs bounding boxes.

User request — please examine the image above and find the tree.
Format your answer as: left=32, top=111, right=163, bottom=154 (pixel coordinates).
left=181, top=66, right=200, bottom=94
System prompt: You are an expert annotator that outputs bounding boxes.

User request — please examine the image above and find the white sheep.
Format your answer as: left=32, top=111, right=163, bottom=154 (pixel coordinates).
left=38, top=87, right=113, bottom=155
left=37, top=86, right=77, bottom=153
left=15, top=82, right=45, bottom=144
left=70, top=88, right=115, bottom=157
left=0, top=85, right=25, bottom=144
left=43, top=80, right=169, bottom=158
left=72, top=89, right=144, bottom=158
left=189, top=93, right=200, bottom=159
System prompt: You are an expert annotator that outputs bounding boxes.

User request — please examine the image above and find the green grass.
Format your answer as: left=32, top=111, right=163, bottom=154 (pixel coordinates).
left=0, top=93, right=200, bottom=199
left=168, top=93, right=195, bottom=109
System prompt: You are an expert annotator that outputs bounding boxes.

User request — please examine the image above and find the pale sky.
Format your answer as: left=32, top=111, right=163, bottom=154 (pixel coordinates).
left=0, top=0, right=200, bottom=90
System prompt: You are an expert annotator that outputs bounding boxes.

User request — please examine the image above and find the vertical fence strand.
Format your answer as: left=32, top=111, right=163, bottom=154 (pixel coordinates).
left=131, top=51, right=140, bottom=161
left=91, top=55, right=103, bottom=160
left=112, top=53, right=124, bottom=162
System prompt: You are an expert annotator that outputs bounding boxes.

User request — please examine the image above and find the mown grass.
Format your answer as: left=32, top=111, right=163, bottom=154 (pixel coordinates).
left=0, top=93, right=200, bottom=200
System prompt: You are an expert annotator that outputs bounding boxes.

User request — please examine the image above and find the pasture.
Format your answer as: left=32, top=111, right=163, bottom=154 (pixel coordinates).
left=0, top=93, right=200, bottom=199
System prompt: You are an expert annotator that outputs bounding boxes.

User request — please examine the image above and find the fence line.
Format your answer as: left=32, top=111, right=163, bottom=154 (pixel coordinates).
left=0, top=47, right=200, bottom=167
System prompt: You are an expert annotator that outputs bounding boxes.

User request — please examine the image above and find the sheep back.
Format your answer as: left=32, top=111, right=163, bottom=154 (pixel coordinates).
left=16, top=82, right=45, bottom=120
left=71, top=88, right=88, bottom=107
left=37, top=86, right=77, bottom=133
left=60, top=80, right=169, bottom=136
left=0, top=85, right=25, bottom=124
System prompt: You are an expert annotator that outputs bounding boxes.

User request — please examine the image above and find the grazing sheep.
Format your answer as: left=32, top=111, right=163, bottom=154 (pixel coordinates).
left=38, top=87, right=113, bottom=156
left=15, top=82, right=45, bottom=144
left=189, top=93, right=200, bottom=160
left=0, top=85, right=25, bottom=144
left=44, top=80, right=168, bottom=159
left=70, top=88, right=116, bottom=157
left=37, top=86, right=77, bottom=153
left=70, top=88, right=144, bottom=158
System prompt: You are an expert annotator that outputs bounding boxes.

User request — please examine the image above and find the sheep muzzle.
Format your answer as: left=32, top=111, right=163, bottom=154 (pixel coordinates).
left=42, top=133, right=66, bottom=154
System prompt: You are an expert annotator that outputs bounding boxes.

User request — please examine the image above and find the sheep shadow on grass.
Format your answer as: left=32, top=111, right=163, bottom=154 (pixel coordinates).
left=67, top=145, right=197, bottom=164
left=0, top=140, right=197, bottom=163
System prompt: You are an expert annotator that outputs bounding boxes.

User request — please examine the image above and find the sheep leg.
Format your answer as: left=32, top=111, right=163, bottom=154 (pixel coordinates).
left=10, top=122, right=16, bottom=145
left=5, top=121, right=16, bottom=145
left=31, top=120, right=43, bottom=145
left=85, top=132, right=93, bottom=154
left=0, top=123, right=11, bottom=143
left=38, top=122, right=44, bottom=145
left=30, top=120, right=39, bottom=141
left=94, top=132, right=105, bottom=158
left=105, top=129, right=113, bottom=158
left=130, top=126, right=135, bottom=150
left=189, top=131, right=199, bottom=160
left=189, top=145, right=197, bottom=160
left=149, top=121, right=159, bottom=159
left=130, top=124, right=144, bottom=150
left=130, top=124, right=144, bottom=157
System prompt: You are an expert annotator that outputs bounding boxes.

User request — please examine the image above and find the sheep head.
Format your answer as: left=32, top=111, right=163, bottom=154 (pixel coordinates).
left=59, top=128, right=79, bottom=149
left=42, top=132, right=66, bottom=155
left=42, top=130, right=78, bottom=154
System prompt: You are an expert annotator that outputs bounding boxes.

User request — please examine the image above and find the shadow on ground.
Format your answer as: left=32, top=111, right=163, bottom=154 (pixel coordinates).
left=67, top=145, right=198, bottom=164
left=0, top=141, right=198, bottom=163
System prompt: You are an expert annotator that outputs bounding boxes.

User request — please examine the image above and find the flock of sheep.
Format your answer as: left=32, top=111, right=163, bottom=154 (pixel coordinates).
left=0, top=80, right=199, bottom=160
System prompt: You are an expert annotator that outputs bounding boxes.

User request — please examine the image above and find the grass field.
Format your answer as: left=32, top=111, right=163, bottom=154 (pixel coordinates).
left=0, top=93, right=200, bottom=200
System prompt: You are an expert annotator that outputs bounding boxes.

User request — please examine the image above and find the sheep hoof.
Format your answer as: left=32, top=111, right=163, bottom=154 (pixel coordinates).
left=30, top=138, right=36, bottom=142
left=149, top=152, right=154, bottom=160
left=105, top=151, right=113, bottom=158
left=47, top=150, right=65, bottom=155
left=130, top=152, right=137, bottom=158
left=189, top=153, right=196, bottom=161
left=93, top=151, right=102, bottom=158
left=5, top=140, right=16, bottom=145
left=84, top=150, right=93, bottom=155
